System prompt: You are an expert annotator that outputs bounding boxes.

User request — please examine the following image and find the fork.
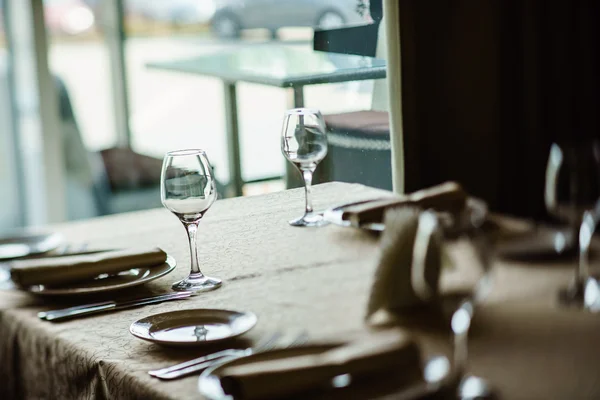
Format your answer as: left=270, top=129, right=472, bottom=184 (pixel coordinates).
left=150, top=331, right=309, bottom=380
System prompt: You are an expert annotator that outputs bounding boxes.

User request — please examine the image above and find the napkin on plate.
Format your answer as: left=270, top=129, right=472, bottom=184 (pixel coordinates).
left=366, top=207, right=443, bottom=323
left=343, top=181, right=467, bottom=227
left=218, top=328, right=421, bottom=400
left=9, top=247, right=167, bottom=288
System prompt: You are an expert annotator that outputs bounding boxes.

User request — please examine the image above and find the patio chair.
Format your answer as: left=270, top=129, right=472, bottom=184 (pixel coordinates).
left=55, top=76, right=164, bottom=218
left=312, top=0, right=392, bottom=190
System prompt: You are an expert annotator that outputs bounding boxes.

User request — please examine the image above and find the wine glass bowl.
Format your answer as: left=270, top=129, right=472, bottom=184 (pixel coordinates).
left=281, top=108, right=329, bottom=227
left=545, top=141, right=600, bottom=307
left=161, top=149, right=222, bottom=292
left=545, top=142, right=600, bottom=227
left=281, top=109, right=328, bottom=168
left=162, top=150, right=217, bottom=220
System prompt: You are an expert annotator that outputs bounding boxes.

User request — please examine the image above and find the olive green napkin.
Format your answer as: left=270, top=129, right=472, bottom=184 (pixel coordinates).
left=219, top=328, right=421, bottom=400
left=344, top=181, right=467, bottom=227
left=10, top=247, right=167, bottom=288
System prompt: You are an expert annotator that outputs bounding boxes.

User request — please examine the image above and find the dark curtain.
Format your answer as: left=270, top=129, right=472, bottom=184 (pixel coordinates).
left=399, top=0, right=600, bottom=220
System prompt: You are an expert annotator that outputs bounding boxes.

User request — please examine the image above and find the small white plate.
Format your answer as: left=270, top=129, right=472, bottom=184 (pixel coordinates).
left=27, top=255, right=176, bottom=296
left=0, top=232, right=64, bottom=260
left=130, top=309, right=257, bottom=347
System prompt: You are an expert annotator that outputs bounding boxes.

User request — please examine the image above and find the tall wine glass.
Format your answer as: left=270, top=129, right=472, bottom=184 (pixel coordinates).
left=281, top=108, right=329, bottom=227
left=161, top=149, right=222, bottom=292
left=414, top=208, right=495, bottom=399
left=545, top=141, right=600, bottom=306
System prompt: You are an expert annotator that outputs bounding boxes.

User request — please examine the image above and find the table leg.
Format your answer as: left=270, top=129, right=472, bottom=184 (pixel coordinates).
left=293, top=86, right=304, bottom=108
left=223, top=82, right=244, bottom=197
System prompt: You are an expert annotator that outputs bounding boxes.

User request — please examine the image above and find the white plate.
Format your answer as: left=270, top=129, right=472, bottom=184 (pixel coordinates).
left=27, top=255, right=176, bottom=296
left=0, top=232, right=64, bottom=260
left=130, top=309, right=257, bottom=347
left=198, top=346, right=452, bottom=400
left=198, top=344, right=341, bottom=400
left=323, top=197, right=488, bottom=234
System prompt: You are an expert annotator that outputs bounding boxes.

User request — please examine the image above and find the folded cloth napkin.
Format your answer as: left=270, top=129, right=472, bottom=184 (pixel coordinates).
left=366, top=208, right=443, bottom=322
left=218, top=328, right=421, bottom=400
left=10, top=247, right=167, bottom=288
left=344, top=181, right=467, bottom=227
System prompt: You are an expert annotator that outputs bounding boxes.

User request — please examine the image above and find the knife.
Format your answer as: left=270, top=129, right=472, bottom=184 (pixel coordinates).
left=38, top=291, right=193, bottom=322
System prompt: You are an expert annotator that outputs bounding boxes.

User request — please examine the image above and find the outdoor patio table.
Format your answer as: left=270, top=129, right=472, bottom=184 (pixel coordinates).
left=147, top=46, right=387, bottom=197
left=1, top=182, right=600, bottom=399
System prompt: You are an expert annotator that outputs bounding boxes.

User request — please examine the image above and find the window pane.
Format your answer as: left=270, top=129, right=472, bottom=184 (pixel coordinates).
left=125, top=0, right=388, bottom=198
left=42, top=0, right=120, bottom=220
left=0, top=1, right=22, bottom=232
left=45, top=0, right=116, bottom=151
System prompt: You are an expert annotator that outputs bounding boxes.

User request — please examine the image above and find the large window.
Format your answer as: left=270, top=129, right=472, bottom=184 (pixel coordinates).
left=2, top=0, right=389, bottom=228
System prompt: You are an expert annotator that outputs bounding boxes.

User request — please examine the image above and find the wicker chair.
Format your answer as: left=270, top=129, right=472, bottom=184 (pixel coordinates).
left=313, top=0, right=392, bottom=190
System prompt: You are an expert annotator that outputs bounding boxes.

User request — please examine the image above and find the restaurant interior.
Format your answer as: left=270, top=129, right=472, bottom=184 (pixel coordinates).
left=1, top=0, right=600, bottom=399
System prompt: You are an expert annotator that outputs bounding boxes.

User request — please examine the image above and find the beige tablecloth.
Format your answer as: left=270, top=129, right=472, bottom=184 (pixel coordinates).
left=1, top=182, right=599, bottom=399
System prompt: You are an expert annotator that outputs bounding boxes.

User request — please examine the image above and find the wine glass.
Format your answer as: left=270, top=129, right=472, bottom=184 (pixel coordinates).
left=161, top=149, right=222, bottom=292
left=545, top=141, right=600, bottom=306
left=281, top=108, right=329, bottom=227
left=413, top=208, right=495, bottom=399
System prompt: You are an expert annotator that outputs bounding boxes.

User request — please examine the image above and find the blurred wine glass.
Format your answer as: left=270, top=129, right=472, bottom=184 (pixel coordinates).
left=545, top=141, right=600, bottom=306
left=161, top=149, right=222, bottom=292
left=414, top=209, right=495, bottom=399
left=281, top=108, right=329, bottom=227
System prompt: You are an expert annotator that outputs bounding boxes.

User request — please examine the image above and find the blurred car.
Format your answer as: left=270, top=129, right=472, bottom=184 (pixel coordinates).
left=0, top=0, right=95, bottom=36
left=44, top=0, right=96, bottom=35
left=211, top=0, right=369, bottom=38
left=125, top=0, right=216, bottom=26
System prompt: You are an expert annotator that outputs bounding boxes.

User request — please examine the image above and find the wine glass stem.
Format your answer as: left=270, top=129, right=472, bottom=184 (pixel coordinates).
left=454, top=328, right=469, bottom=376
left=183, top=221, right=203, bottom=276
left=452, top=301, right=473, bottom=377
left=302, top=168, right=315, bottom=214
left=572, top=220, right=585, bottom=285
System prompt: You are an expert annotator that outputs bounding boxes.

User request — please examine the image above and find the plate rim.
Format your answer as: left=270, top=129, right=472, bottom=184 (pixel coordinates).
left=322, top=197, right=389, bottom=229
left=197, top=343, right=342, bottom=400
left=0, top=232, right=64, bottom=260
left=129, top=308, right=258, bottom=346
left=27, top=255, right=177, bottom=296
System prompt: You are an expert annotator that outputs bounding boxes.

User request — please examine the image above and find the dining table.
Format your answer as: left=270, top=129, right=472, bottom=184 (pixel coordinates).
left=146, top=46, right=387, bottom=197
left=1, top=182, right=600, bottom=399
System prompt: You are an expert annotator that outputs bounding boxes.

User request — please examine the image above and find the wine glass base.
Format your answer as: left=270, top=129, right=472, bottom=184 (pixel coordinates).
left=172, top=274, right=222, bottom=292
left=458, top=375, right=495, bottom=400
left=289, top=213, right=329, bottom=227
left=0, top=264, right=14, bottom=290
left=558, top=277, right=600, bottom=311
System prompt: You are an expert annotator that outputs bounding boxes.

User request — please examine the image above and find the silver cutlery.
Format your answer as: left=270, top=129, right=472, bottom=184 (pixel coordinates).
left=38, top=291, right=193, bottom=322
left=150, top=331, right=309, bottom=380
left=149, top=332, right=282, bottom=380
